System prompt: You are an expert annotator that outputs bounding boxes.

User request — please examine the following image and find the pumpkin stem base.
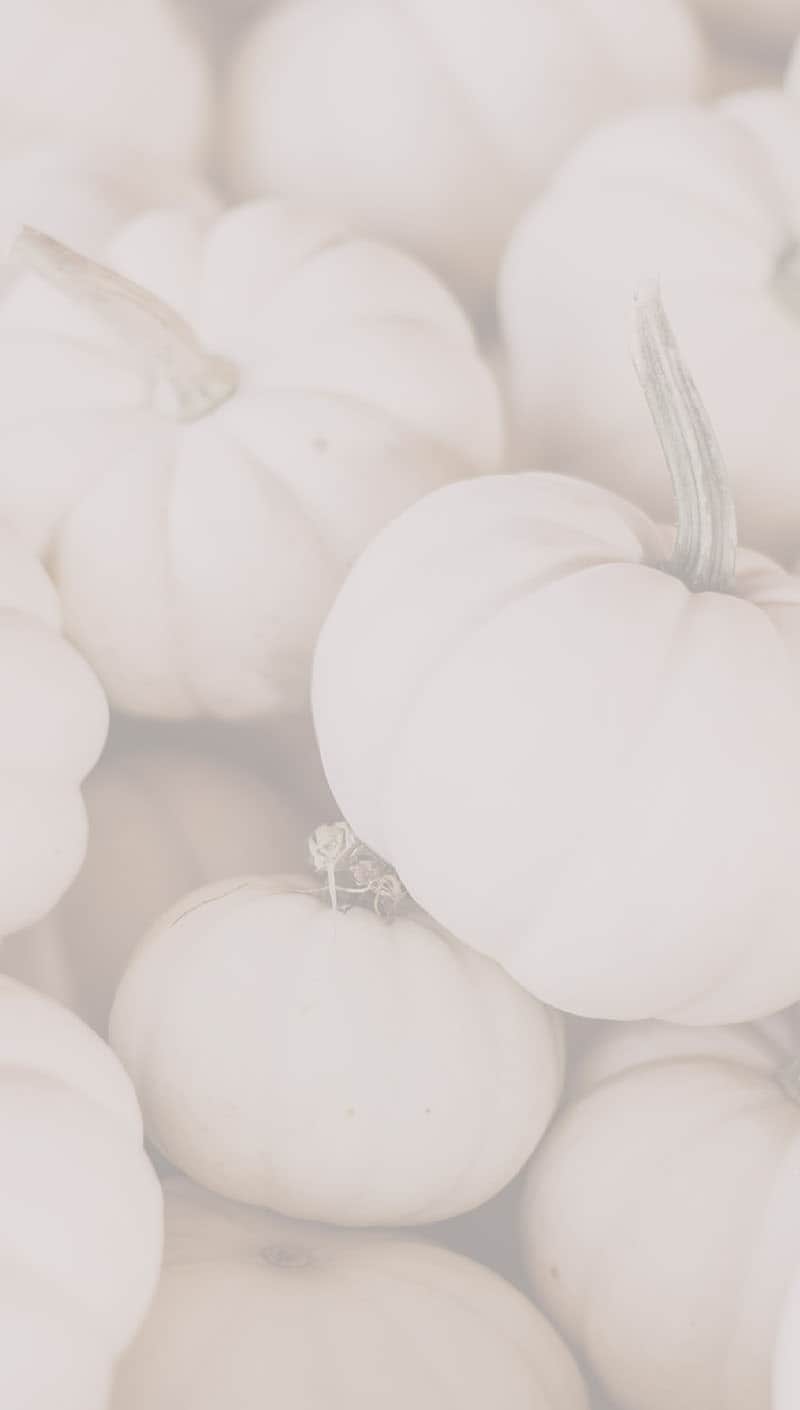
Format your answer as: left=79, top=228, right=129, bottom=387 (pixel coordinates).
left=7, top=225, right=239, bottom=423
left=308, top=822, right=405, bottom=921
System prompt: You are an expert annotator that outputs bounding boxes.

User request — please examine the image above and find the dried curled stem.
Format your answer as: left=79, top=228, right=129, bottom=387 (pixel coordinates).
left=308, top=822, right=406, bottom=921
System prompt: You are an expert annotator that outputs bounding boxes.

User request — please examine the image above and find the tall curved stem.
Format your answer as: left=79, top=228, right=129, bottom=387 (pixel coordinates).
left=632, top=281, right=737, bottom=594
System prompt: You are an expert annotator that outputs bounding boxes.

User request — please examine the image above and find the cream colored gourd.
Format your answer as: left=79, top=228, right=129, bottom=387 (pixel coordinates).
left=0, top=0, right=211, bottom=173
left=223, top=0, right=706, bottom=302
left=2, top=739, right=307, bottom=1033
left=0, top=202, right=502, bottom=716
left=314, top=288, right=800, bottom=1024
left=0, top=525, right=107, bottom=937
left=110, top=826, right=564, bottom=1225
left=500, top=88, right=800, bottom=561
left=521, top=1017, right=800, bottom=1410
left=0, top=976, right=162, bottom=1410
left=113, top=1177, right=588, bottom=1410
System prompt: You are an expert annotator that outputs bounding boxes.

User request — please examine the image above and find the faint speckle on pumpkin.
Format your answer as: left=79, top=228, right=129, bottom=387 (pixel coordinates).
left=262, top=1245, right=312, bottom=1270
left=313, top=435, right=329, bottom=452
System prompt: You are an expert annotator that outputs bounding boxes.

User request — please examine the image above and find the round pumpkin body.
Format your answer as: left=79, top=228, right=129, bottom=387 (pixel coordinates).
left=0, top=0, right=211, bottom=172
left=110, top=876, right=564, bottom=1224
left=521, top=1019, right=800, bottom=1410
left=0, top=526, right=107, bottom=937
left=0, top=199, right=502, bottom=717
left=223, top=0, right=706, bottom=303
left=500, top=90, right=800, bottom=561
left=113, top=1177, right=588, bottom=1410
left=0, top=976, right=162, bottom=1410
left=2, top=740, right=307, bottom=1033
left=313, top=471, right=800, bottom=1024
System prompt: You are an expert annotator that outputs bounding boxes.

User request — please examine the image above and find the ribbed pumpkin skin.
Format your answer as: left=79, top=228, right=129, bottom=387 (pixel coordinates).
left=110, top=877, right=564, bottom=1225
left=0, top=199, right=503, bottom=718
left=0, top=977, right=162, bottom=1410
left=0, top=527, right=107, bottom=939
left=2, top=741, right=307, bottom=1033
left=521, top=1020, right=800, bottom=1410
left=313, top=470, right=800, bottom=1024
left=112, top=1177, right=588, bottom=1410
left=500, top=91, right=800, bottom=562
left=223, top=0, right=706, bottom=302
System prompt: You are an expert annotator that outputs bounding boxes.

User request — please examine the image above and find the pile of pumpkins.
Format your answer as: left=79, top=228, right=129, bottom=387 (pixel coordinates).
left=4, top=2, right=800, bottom=1408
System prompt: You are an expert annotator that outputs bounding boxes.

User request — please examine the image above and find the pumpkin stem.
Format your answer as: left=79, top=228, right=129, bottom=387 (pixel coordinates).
left=308, top=822, right=405, bottom=921
left=632, top=281, right=737, bottom=594
left=5, top=225, right=239, bottom=422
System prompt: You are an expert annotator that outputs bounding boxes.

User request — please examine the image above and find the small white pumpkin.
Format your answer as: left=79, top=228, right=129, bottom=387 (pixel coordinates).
left=110, top=825, right=564, bottom=1225
left=313, top=288, right=800, bottom=1024
left=0, top=202, right=502, bottom=717
left=223, top=0, right=707, bottom=303
left=113, top=1176, right=588, bottom=1410
left=0, top=525, right=107, bottom=938
left=521, top=1016, right=800, bottom=1410
left=500, top=88, right=800, bottom=561
left=0, top=976, right=162, bottom=1410
left=2, top=737, right=307, bottom=1033
left=0, top=0, right=212, bottom=173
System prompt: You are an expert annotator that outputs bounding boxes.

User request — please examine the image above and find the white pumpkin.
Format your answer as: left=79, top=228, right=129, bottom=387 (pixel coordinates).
left=223, top=0, right=707, bottom=303
left=0, top=976, right=162, bottom=1410
left=110, top=826, right=564, bottom=1225
left=0, top=0, right=211, bottom=173
left=775, top=1263, right=800, bottom=1410
left=0, top=202, right=502, bottom=717
left=2, top=737, right=307, bottom=1033
left=113, top=1176, right=588, bottom=1410
left=521, top=1017, right=800, bottom=1410
left=500, top=87, right=800, bottom=561
left=313, top=287, right=800, bottom=1024
left=0, top=525, right=107, bottom=938
left=0, top=147, right=215, bottom=305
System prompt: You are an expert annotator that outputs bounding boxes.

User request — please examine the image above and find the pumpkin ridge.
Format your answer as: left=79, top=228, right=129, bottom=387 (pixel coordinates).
left=534, top=1078, right=789, bottom=1395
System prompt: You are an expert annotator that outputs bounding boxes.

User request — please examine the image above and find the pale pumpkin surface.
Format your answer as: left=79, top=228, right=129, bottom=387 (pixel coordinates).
left=0, top=0, right=211, bottom=172
left=0, top=977, right=162, bottom=1410
left=113, top=1177, right=588, bottom=1410
left=0, top=200, right=502, bottom=717
left=0, top=525, right=107, bottom=938
left=1, top=740, right=307, bottom=1033
left=775, top=1264, right=800, bottom=1410
left=522, top=1018, right=800, bottom=1410
left=223, top=0, right=706, bottom=301
left=110, top=877, right=564, bottom=1224
left=313, top=471, right=800, bottom=1023
left=500, top=90, right=800, bottom=561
